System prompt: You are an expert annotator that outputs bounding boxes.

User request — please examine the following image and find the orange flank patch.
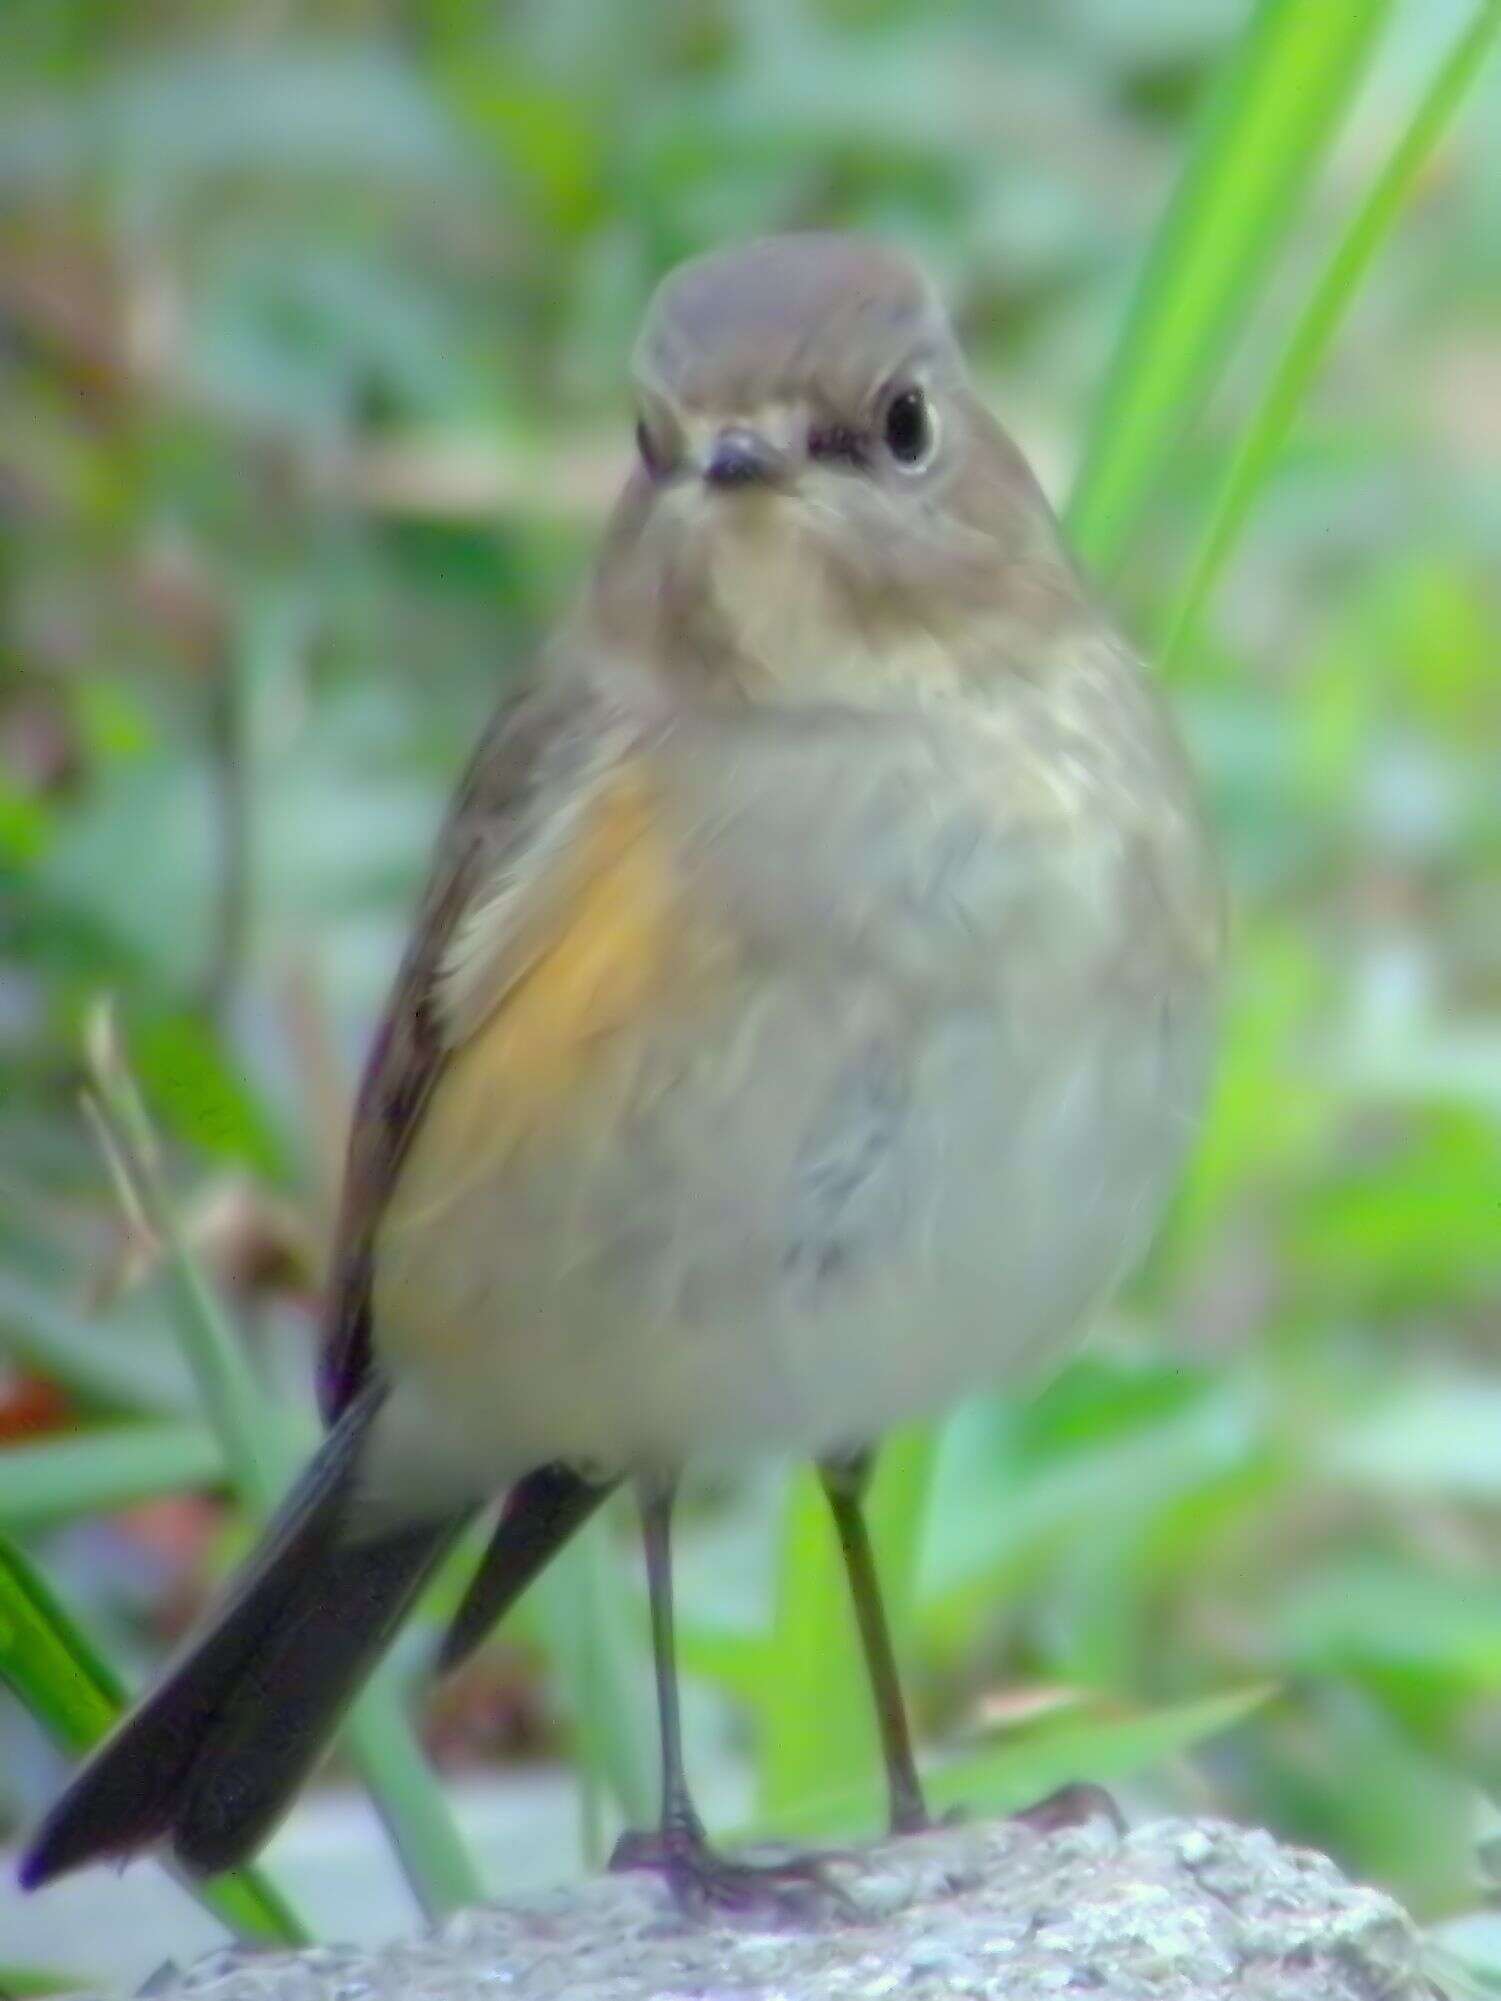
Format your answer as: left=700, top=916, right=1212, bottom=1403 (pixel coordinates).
left=384, top=770, right=696, bottom=1235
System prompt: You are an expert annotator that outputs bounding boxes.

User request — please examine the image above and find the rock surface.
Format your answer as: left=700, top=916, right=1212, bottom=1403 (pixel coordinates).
left=106, top=1815, right=1430, bottom=2001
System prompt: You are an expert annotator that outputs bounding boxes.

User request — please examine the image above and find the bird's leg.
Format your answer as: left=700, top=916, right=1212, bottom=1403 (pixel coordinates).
left=610, top=1475, right=854, bottom=1923
left=637, top=1473, right=698, bottom=1848
left=819, top=1450, right=931, bottom=1836
left=820, top=1454, right=1126, bottom=1845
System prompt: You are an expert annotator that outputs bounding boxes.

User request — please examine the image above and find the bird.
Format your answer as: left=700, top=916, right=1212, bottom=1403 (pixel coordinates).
left=21, top=232, right=1222, bottom=1917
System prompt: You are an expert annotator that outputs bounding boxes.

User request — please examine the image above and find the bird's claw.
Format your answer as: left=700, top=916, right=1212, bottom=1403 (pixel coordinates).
left=609, top=1824, right=858, bottom=1925
left=1013, top=1780, right=1126, bottom=1837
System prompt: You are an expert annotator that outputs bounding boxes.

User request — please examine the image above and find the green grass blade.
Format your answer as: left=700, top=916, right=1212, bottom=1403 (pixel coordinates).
left=0, top=1268, right=193, bottom=1416
left=755, top=1469, right=873, bottom=1822
left=864, top=1427, right=939, bottom=1651
left=0, top=1533, right=308, bottom=1946
left=0, top=1965, right=90, bottom=1996
left=924, top=1681, right=1273, bottom=1819
left=84, top=1013, right=283, bottom=1515
left=0, top=1421, right=223, bottom=1531
left=676, top=1621, right=770, bottom=1705
left=532, top=1507, right=658, bottom=1846
left=0, top=1534, right=154, bottom=1761
left=81, top=1008, right=484, bottom=1918
left=351, top=1676, right=489, bottom=1902
left=1161, top=0, right=1501, bottom=672
left=739, top=1682, right=1272, bottom=1842
left=1066, top=0, right=1393, bottom=573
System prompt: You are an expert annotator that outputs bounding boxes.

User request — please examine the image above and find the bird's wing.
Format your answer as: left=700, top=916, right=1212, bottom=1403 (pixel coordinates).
left=318, top=668, right=606, bottom=1421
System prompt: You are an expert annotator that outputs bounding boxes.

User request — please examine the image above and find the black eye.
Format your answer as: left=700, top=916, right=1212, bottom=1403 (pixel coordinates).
left=883, top=386, right=931, bottom=467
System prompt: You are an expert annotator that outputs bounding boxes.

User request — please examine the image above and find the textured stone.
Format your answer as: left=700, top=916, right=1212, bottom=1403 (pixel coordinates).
left=100, top=1816, right=1429, bottom=2001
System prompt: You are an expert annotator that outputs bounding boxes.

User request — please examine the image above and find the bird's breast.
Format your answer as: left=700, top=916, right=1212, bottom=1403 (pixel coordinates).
left=372, top=671, right=1219, bottom=1483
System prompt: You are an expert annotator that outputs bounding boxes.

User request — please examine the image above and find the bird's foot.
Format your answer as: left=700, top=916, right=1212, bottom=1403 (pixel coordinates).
left=886, top=1795, right=962, bottom=1837
left=609, top=1822, right=858, bottom=1926
left=1013, top=1780, right=1126, bottom=1838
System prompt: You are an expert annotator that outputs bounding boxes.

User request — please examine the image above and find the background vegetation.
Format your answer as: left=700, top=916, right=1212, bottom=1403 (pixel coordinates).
left=2, top=0, right=1500, bottom=1988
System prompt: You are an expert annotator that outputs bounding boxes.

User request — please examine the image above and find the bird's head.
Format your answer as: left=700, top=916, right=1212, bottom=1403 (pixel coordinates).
left=588, top=233, right=1085, bottom=704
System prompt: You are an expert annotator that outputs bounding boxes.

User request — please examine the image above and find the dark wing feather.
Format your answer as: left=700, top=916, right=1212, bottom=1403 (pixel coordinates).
left=318, top=672, right=589, bottom=1422
left=437, top=1464, right=617, bottom=1675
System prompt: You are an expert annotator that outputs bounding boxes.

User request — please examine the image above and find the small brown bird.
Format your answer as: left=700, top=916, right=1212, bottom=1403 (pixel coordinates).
left=22, top=233, right=1221, bottom=1914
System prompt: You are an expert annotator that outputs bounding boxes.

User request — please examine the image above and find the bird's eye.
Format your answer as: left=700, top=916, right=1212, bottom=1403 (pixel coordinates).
left=882, top=386, right=933, bottom=468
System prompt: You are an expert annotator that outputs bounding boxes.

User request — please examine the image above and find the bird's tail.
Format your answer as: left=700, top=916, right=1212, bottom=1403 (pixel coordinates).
left=437, top=1463, right=616, bottom=1674
left=21, top=1387, right=464, bottom=1886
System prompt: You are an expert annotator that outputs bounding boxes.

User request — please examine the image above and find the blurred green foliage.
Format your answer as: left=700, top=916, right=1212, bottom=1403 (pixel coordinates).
left=2, top=0, right=1501, bottom=1980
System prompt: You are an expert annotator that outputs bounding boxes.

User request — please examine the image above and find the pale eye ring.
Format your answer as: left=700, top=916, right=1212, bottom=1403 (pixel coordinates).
left=882, top=385, right=936, bottom=470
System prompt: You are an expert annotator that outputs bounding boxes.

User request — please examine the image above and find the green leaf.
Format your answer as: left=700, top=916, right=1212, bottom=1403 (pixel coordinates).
left=1066, top=0, right=1392, bottom=571
left=927, top=1681, right=1274, bottom=1820
left=0, top=1268, right=194, bottom=1417
left=0, top=1533, right=307, bottom=1946
left=755, top=1430, right=938, bottom=1825
left=864, top=1427, right=940, bottom=1652
left=81, top=1012, right=484, bottom=1919
left=755, top=1468, right=873, bottom=1823
left=0, top=1966, right=89, bottom=1996
left=1276, top=1556, right=1501, bottom=1691
left=740, top=1682, right=1272, bottom=1841
left=0, top=1534, right=122, bottom=1754
left=1291, top=1112, right=1501, bottom=1300
left=132, top=1011, right=289, bottom=1180
left=531, top=1504, right=658, bottom=1847
left=0, top=778, right=51, bottom=864
left=918, top=1378, right=1256, bottom=1657
left=0, top=1421, right=223, bottom=1530
left=1279, top=1682, right=1476, bottom=1918
left=1163, top=0, right=1501, bottom=669
left=676, top=1621, right=771, bottom=1705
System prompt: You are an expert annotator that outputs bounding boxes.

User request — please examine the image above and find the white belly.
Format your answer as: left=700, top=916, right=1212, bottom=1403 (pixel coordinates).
left=370, top=963, right=1214, bottom=1494
left=369, top=677, right=1220, bottom=1501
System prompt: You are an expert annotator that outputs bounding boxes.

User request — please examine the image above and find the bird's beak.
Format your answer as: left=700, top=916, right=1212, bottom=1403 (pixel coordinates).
left=702, top=427, right=787, bottom=492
